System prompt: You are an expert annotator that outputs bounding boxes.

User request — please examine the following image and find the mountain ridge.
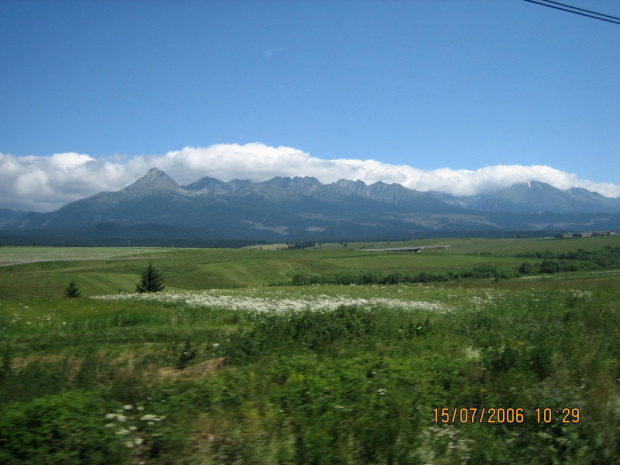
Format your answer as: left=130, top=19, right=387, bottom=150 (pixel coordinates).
left=2, top=168, right=619, bottom=244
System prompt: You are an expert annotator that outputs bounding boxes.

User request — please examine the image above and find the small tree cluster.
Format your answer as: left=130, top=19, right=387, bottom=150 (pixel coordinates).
left=283, top=241, right=316, bottom=250
left=136, top=263, right=166, bottom=293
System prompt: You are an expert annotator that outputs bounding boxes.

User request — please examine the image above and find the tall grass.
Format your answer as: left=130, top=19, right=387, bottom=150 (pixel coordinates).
left=1, top=240, right=619, bottom=463
left=1, top=280, right=618, bottom=463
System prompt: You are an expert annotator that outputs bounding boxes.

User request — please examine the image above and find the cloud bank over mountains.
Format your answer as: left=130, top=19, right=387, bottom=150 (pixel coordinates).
left=2, top=143, right=619, bottom=212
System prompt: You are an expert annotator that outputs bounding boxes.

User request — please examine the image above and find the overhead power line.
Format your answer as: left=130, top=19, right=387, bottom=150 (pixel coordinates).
left=541, top=0, right=620, bottom=21
left=523, top=0, right=620, bottom=25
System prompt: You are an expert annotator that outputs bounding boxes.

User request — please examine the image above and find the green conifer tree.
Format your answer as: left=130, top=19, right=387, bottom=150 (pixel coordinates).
left=136, top=262, right=166, bottom=293
left=65, top=280, right=81, bottom=298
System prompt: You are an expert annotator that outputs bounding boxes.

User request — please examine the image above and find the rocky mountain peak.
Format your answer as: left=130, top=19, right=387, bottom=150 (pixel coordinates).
left=122, top=168, right=181, bottom=195
left=335, top=179, right=366, bottom=189
left=145, top=167, right=165, bottom=178
left=264, top=176, right=322, bottom=195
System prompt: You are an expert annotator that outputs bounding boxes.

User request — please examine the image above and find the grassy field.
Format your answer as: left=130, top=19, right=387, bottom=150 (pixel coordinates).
left=3, top=235, right=619, bottom=299
left=0, top=237, right=619, bottom=464
left=0, top=246, right=171, bottom=265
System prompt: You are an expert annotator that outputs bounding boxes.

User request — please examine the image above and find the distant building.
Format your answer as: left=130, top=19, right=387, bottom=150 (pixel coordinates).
left=591, top=231, right=616, bottom=236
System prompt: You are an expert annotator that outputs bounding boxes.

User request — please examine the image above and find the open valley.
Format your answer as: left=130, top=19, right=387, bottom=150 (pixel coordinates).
left=1, top=237, right=619, bottom=463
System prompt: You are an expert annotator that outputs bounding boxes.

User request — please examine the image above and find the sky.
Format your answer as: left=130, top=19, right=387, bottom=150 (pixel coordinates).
left=1, top=0, right=619, bottom=212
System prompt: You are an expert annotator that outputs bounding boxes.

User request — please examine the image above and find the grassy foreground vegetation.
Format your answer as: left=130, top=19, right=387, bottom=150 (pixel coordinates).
left=0, top=237, right=619, bottom=464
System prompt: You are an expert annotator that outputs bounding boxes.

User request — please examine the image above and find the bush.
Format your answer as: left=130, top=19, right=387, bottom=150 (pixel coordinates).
left=519, top=262, right=534, bottom=275
left=0, top=391, right=126, bottom=464
left=229, top=306, right=379, bottom=359
left=540, top=258, right=562, bottom=274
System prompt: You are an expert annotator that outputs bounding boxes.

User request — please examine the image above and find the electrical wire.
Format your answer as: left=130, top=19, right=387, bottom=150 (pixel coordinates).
left=523, top=0, right=620, bottom=25
left=541, top=0, right=620, bottom=21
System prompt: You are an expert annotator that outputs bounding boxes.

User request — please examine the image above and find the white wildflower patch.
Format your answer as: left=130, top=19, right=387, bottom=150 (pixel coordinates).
left=569, top=289, right=593, bottom=299
left=140, top=414, right=165, bottom=422
left=418, top=424, right=473, bottom=463
left=104, top=403, right=166, bottom=453
left=91, top=289, right=449, bottom=313
left=464, top=288, right=506, bottom=310
left=463, top=346, right=481, bottom=361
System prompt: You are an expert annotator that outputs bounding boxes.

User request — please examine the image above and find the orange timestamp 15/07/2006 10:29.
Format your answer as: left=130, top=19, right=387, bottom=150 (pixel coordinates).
left=433, top=407, right=580, bottom=424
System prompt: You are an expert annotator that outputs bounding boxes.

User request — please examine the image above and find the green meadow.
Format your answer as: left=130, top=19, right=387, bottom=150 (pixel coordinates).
left=0, top=236, right=619, bottom=464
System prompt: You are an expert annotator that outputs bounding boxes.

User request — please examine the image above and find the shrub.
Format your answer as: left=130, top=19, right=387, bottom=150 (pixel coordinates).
left=384, top=272, right=404, bottom=285
left=519, top=262, right=534, bottom=275
left=0, top=391, right=126, bottom=464
left=540, top=259, right=562, bottom=274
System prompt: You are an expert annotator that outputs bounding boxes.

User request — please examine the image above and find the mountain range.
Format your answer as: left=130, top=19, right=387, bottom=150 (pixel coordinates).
left=1, top=168, right=619, bottom=245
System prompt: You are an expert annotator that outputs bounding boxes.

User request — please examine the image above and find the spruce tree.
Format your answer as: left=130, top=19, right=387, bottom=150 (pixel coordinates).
left=65, top=280, right=81, bottom=298
left=136, top=262, right=166, bottom=293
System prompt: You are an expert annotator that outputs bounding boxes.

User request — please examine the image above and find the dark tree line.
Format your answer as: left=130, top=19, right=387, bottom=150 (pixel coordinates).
left=286, top=246, right=620, bottom=286
left=283, top=241, right=317, bottom=250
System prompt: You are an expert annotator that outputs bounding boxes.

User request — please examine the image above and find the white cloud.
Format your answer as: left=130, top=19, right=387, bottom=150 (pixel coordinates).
left=1, top=143, right=619, bottom=212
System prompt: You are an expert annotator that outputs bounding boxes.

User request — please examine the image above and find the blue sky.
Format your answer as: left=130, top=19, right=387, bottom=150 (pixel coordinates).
left=1, top=0, right=619, bottom=211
